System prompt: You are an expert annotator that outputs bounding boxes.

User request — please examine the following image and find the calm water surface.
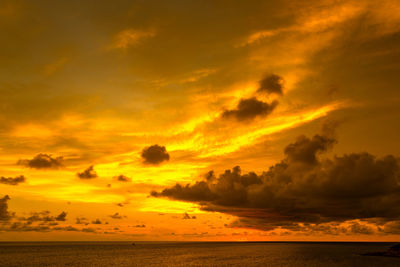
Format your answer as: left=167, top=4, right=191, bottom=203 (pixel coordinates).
left=0, top=242, right=399, bottom=266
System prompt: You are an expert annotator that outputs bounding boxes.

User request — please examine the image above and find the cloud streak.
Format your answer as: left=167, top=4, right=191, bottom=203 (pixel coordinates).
left=110, top=28, right=156, bottom=49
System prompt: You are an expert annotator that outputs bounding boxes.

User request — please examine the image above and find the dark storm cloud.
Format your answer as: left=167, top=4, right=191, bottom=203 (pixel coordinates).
left=0, top=175, right=26, bottom=185
left=77, top=165, right=98, bottom=179
left=151, top=179, right=216, bottom=202
left=141, top=145, right=170, bottom=165
left=17, top=153, right=63, bottom=169
left=221, top=98, right=278, bottom=121
left=0, top=195, right=12, bottom=221
left=114, top=175, right=131, bottom=182
left=152, top=132, right=400, bottom=232
left=257, top=74, right=284, bottom=95
left=284, top=134, right=336, bottom=165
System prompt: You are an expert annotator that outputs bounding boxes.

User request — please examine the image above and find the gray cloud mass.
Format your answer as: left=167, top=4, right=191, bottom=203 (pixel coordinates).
left=141, top=145, right=170, bottom=165
left=257, top=74, right=284, bottom=95
left=17, top=153, right=63, bottom=169
left=152, top=131, right=400, bottom=233
left=221, top=98, right=278, bottom=121
left=77, top=165, right=98, bottom=179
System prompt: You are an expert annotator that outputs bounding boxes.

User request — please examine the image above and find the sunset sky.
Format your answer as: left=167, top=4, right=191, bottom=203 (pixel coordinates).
left=1, top=0, right=400, bottom=241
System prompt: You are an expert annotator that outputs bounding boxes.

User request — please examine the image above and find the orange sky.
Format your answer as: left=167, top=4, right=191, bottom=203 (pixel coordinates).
left=1, top=0, right=400, bottom=241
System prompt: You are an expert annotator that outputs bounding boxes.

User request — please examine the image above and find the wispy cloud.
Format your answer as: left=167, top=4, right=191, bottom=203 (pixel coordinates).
left=109, top=28, right=156, bottom=50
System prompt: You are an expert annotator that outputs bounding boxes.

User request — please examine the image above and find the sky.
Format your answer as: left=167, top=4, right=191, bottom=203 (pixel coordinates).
left=1, top=0, right=400, bottom=241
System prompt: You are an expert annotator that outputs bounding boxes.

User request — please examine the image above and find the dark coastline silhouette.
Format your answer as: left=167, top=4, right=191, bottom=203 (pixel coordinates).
left=362, top=243, right=400, bottom=258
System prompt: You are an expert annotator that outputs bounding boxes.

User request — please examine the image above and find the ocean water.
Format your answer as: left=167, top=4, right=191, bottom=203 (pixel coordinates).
left=0, top=242, right=399, bottom=266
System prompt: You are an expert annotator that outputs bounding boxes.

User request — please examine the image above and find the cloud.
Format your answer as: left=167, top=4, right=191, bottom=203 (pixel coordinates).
left=19, top=210, right=67, bottom=224
left=114, top=175, right=131, bottom=182
left=221, top=98, right=278, bottom=121
left=228, top=219, right=379, bottom=236
left=110, top=28, right=156, bottom=49
left=284, top=134, right=336, bottom=165
left=141, top=145, right=170, bottom=165
left=77, top=165, right=98, bottom=179
left=23, top=211, right=54, bottom=223
left=76, top=217, right=88, bottom=224
left=43, top=57, right=69, bottom=76
left=257, top=74, right=284, bottom=95
left=52, top=226, right=78, bottom=232
left=151, top=179, right=215, bottom=202
left=17, top=153, right=63, bottom=169
left=92, top=219, right=102, bottom=224
left=0, top=199, right=101, bottom=233
left=0, top=195, right=12, bottom=221
left=82, top=227, right=97, bottom=233
left=349, top=222, right=375, bottom=235
left=182, top=212, right=196, bottom=220
left=55, top=211, right=67, bottom=221
left=109, top=212, right=125, bottom=219
left=0, top=222, right=98, bottom=233
left=380, top=221, right=400, bottom=234
left=0, top=175, right=26, bottom=185
left=152, top=131, right=400, bottom=233
left=4, top=222, right=51, bottom=232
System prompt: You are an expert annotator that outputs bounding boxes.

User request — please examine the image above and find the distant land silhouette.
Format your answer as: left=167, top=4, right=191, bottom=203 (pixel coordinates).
left=363, top=243, right=400, bottom=258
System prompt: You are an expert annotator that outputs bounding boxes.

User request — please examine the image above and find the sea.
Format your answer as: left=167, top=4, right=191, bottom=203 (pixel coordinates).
left=0, top=242, right=399, bottom=266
